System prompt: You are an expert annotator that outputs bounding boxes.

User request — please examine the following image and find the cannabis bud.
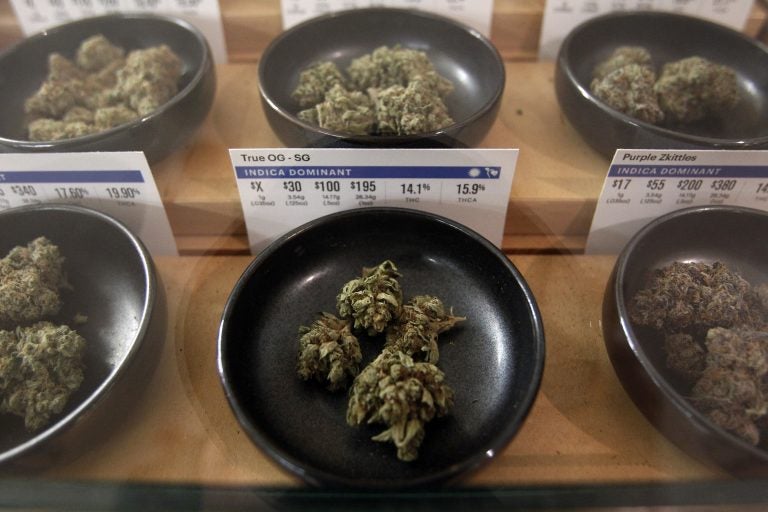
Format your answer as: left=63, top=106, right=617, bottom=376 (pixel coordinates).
left=592, top=46, right=653, bottom=81
left=0, top=321, right=86, bottom=431
left=296, top=312, right=361, bottom=391
left=337, top=260, right=403, bottom=335
left=590, top=63, right=664, bottom=125
left=0, top=237, right=67, bottom=328
left=629, top=261, right=755, bottom=331
left=291, top=45, right=455, bottom=136
left=346, top=348, right=454, bottom=461
left=25, top=34, right=182, bottom=141
left=384, top=295, right=464, bottom=364
left=654, top=56, right=740, bottom=124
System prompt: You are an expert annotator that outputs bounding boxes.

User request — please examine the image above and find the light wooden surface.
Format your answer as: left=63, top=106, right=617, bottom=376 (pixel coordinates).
left=0, top=0, right=766, bottom=61
left=25, top=254, right=723, bottom=486
left=153, top=60, right=606, bottom=255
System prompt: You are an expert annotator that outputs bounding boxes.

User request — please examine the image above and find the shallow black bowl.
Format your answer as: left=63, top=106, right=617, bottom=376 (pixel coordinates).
left=603, top=205, right=768, bottom=476
left=0, top=13, right=216, bottom=163
left=0, top=203, right=163, bottom=466
left=258, top=8, right=505, bottom=148
left=556, top=12, right=768, bottom=157
left=218, top=208, right=544, bottom=488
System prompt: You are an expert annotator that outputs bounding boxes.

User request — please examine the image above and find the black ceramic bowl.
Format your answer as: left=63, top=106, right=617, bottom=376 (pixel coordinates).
left=218, top=208, right=544, bottom=488
left=556, top=12, right=768, bottom=157
left=0, top=13, right=215, bottom=163
left=603, top=205, right=768, bottom=476
left=258, top=8, right=505, bottom=148
left=0, top=203, right=162, bottom=466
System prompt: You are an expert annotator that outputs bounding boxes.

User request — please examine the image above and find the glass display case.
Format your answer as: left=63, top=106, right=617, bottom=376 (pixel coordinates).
left=1, top=0, right=768, bottom=509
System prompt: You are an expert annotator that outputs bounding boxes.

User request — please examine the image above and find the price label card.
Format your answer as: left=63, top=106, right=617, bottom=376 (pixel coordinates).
left=586, top=149, right=768, bottom=254
left=230, top=148, right=517, bottom=254
left=0, top=152, right=177, bottom=256
left=9, top=0, right=228, bottom=63
left=281, top=0, right=494, bottom=38
left=538, top=0, right=754, bottom=59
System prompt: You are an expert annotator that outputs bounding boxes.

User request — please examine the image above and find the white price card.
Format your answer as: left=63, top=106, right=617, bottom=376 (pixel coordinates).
left=281, top=0, right=494, bottom=38
left=0, top=152, right=177, bottom=256
left=9, top=0, right=228, bottom=63
left=585, top=149, right=768, bottom=254
left=538, top=0, right=754, bottom=59
left=230, top=148, right=517, bottom=254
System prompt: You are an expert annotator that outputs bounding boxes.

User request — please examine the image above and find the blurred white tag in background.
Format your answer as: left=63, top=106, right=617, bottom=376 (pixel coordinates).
left=0, top=152, right=178, bottom=256
left=538, top=0, right=754, bottom=59
left=585, top=149, right=768, bottom=254
left=281, top=0, right=494, bottom=37
left=9, top=0, right=228, bottom=63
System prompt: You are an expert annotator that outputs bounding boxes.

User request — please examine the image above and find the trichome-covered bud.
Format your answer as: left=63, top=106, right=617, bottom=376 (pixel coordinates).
left=116, top=44, right=182, bottom=116
left=346, top=349, right=454, bottom=461
left=337, top=260, right=403, bottom=335
left=654, top=56, right=740, bottom=124
left=298, top=83, right=376, bottom=135
left=369, top=80, right=454, bottom=135
left=384, top=295, right=465, bottom=364
left=0, top=237, right=66, bottom=328
left=346, top=45, right=453, bottom=98
left=590, top=63, right=665, bottom=124
left=664, top=332, right=705, bottom=382
left=0, top=321, right=86, bottom=431
left=592, top=46, right=653, bottom=81
left=291, top=60, right=347, bottom=108
left=296, top=312, right=361, bottom=391
left=629, top=261, right=754, bottom=331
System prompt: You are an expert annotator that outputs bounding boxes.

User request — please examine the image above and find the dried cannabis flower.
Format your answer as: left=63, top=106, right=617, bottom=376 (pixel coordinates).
left=0, top=237, right=66, bottom=328
left=24, top=34, right=182, bottom=141
left=629, top=261, right=755, bottom=332
left=654, top=56, right=740, bottom=124
left=346, top=348, right=454, bottom=461
left=346, top=45, right=454, bottom=98
left=291, top=45, right=454, bottom=135
left=592, top=46, right=653, bottom=81
left=291, top=61, right=347, bottom=108
left=369, top=80, right=454, bottom=135
left=590, top=63, right=665, bottom=124
left=296, top=312, right=361, bottom=391
left=0, top=321, right=86, bottom=431
left=337, top=260, right=403, bottom=336
left=384, top=295, right=464, bottom=364
left=664, top=332, right=706, bottom=382
left=297, top=83, right=376, bottom=135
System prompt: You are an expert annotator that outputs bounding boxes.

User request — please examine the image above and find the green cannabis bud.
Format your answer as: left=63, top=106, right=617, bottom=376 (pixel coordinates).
left=592, top=46, right=653, bottom=81
left=629, top=261, right=756, bottom=331
left=337, top=260, right=403, bottom=336
left=654, top=56, right=740, bottom=124
left=297, top=84, right=376, bottom=135
left=384, top=295, right=465, bottom=364
left=369, top=80, right=454, bottom=135
left=590, top=63, right=665, bottom=124
left=346, top=45, right=454, bottom=98
left=24, top=34, right=182, bottom=141
left=0, top=237, right=66, bottom=328
left=291, top=61, right=347, bottom=108
left=291, top=45, right=454, bottom=136
left=346, top=348, right=454, bottom=461
left=0, top=321, right=86, bottom=431
left=296, top=312, right=361, bottom=391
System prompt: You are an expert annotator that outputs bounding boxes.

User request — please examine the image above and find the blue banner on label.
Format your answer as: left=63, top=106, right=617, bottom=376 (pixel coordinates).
left=0, top=170, right=145, bottom=183
left=236, top=166, right=502, bottom=180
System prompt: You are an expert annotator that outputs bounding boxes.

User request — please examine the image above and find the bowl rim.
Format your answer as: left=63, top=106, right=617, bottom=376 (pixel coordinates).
left=0, top=12, right=213, bottom=148
left=557, top=10, right=768, bottom=148
left=611, top=204, right=768, bottom=462
left=216, top=206, right=545, bottom=488
left=257, top=7, right=505, bottom=142
left=0, top=202, right=157, bottom=464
